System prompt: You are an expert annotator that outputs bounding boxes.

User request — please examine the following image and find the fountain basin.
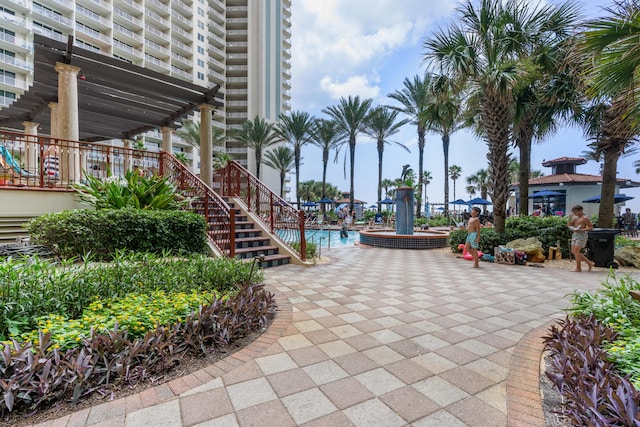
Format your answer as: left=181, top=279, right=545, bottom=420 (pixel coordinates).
left=359, top=229, right=449, bottom=249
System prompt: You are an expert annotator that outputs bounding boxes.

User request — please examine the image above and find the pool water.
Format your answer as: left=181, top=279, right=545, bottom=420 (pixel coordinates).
left=305, top=229, right=358, bottom=248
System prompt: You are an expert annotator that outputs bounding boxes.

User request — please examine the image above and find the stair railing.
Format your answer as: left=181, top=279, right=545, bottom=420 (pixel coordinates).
left=215, top=160, right=306, bottom=261
left=160, top=152, right=235, bottom=257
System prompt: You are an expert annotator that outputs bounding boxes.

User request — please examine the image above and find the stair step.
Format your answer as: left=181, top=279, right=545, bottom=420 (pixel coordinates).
left=235, top=236, right=271, bottom=248
left=241, top=253, right=290, bottom=268
left=233, top=245, right=279, bottom=259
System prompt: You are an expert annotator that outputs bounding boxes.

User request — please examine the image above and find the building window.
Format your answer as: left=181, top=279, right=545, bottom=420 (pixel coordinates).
left=197, top=33, right=204, bottom=42
left=197, top=59, right=204, bottom=67
left=197, top=46, right=204, bottom=54
left=197, top=71, right=204, bottom=80
left=197, top=7, right=204, bottom=16
left=197, top=21, right=204, bottom=29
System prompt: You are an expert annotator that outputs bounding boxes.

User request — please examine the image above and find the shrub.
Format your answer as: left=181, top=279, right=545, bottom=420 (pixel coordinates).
left=291, top=241, right=317, bottom=259
left=447, top=215, right=572, bottom=256
left=0, top=252, right=259, bottom=339
left=26, top=209, right=207, bottom=260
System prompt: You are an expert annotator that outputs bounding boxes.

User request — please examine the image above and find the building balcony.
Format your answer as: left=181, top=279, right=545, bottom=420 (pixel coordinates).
left=145, top=10, right=170, bottom=30
left=114, top=7, right=144, bottom=28
left=0, top=53, right=33, bottom=72
left=145, top=39, right=170, bottom=58
left=172, top=25, right=191, bottom=42
left=145, top=24, right=171, bottom=43
left=171, top=51, right=191, bottom=67
left=114, top=23, right=143, bottom=44
left=77, top=0, right=111, bottom=15
left=0, top=33, right=32, bottom=55
left=76, top=26, right=112, bottom=48
left=146, top=0, right=170, bottom=14
left=114, top=0, right=142, bottom=15
left=171, top=11, right=192, bottom=30
left=39, top=0, right=74, bottom=13
left=174, top=0, right=192, bottom=16
left=4, top=0, right=29, bottom=14
left=171, top=38, right=191, bottom=55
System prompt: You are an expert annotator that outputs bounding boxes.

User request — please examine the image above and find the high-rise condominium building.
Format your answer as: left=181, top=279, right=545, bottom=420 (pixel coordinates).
left=0, top=0, right=292, bottom=193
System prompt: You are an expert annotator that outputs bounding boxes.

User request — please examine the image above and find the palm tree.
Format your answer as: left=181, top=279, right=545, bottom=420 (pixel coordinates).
left=448, top=165, right=462, bottom=201
left=423, top=0, right=574, bottom=232
left=176, top=121, right=226, bottom=150
left=309, top=119, right=344, bottom=207
left=276, top=111, right=315, bottom=207
left=578, top=2, right=640, bottom=227
left=323, top=96, right=373, bottom=212
left=466, top=169, right=491, bottom=201
left=263, top=146, right=295, bottom=198
left=388, top=75, right=430, bottom=217
left=364, top=106, right=410, bottom=212
left=421, top=170, right=432, bottom=206
left=231, top=116, right=280, bottom=180
left=381, top=178, right=394, bottom=199
left=419, top=74, right=463, bottom=219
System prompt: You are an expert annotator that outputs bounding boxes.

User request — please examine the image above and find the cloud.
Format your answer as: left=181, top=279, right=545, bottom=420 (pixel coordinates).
left=319, top=75, right=380, bottom=100
left=291, top=0, right=457, bottom=112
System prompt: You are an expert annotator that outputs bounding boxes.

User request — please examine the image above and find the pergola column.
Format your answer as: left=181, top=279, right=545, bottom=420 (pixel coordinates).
left=185, top=145, right=194, bottom=170
left=22, top=121, right=39, bottom=174
left=199, top=104, right=213, bottom=187
left=48, top=102, right=59, bottom=138
left=55, top=62, right=81, bottom=182
left=161, top=127, right=173, bottom=153
left=122, top=139, right=132, bottom=174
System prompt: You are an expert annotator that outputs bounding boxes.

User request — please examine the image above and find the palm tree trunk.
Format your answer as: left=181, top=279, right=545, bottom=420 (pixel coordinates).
left=321, top=152, right=328, bottom=213
left=279, top=172, right=285, bottom=198
left=295, top=147, right=301, bottom=208
left=416, top=129, right=425, bottom=217
left=377, top=139, right=384, bottom=213
left=598, top=146, right=621, bottom=228
left=483, top=98, right=511, bottom=233
left=517, top=127, right=532, bottom=216
left=442, top=134, right=450, bottom=219
left=349, top=138, right=356, bottom=212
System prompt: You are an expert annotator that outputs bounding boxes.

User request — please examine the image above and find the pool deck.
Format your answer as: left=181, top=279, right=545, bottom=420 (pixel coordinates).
left=31, top=247, right=640, bottom=427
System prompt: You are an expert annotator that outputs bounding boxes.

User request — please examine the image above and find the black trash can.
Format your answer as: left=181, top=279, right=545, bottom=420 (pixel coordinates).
left=586, top=228, right=619, bottom=267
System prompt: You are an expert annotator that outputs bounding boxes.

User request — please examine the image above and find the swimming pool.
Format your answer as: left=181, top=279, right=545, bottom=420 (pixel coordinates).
left=304, top=229, right=358, bottom=248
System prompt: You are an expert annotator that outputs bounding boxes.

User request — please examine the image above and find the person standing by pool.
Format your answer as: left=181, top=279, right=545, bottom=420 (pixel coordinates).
left=568, top=204, right=595, bottom=272
left=465, top=206, right=481, bottom=268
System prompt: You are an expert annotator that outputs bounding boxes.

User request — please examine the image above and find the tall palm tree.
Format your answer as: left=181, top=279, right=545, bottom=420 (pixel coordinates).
left=276, top=111, right=315, bottom=207
left=323, top=96, right=373, bottom=212
left=578, top=2, right=640, bottom=227
left=263, top=146, right=295, bottom=198
left=448, top=165, right=462, bottom=201
left=423, top=0, right=574, bottom=232
left=309, top=119, right=344, bottom=207
left=231, top=116, right=280, bottom=180
left=419, top=74, right=463, bottom=219
left=388, top=75, right=430, bottom=217
left=364, top=106, right=410, bottom=212
left=466, top=169, right=491, bottom=201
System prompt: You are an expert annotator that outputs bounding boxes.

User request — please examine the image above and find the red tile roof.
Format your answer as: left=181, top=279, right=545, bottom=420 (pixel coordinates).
left=541, top=157, right=587, bottom=166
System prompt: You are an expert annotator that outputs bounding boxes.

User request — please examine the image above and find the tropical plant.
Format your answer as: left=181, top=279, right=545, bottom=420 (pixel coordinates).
left=420, top=74, right=464, bottom=218
left=73, top=169, right=188, bottom=210
left=309, top=119, right=344, bottom=206
left=577, top=2, right=640, bottom=227
left=388, top=74, right=431, bottom=216
left=231, top=116, right=281, bottom=179
left=174, top=152, right=189, bottom=165
left=263, top=146, right=295, bottom=198
left=176, top=121, right=226, bottom=149
left=323, top=95, right=373, bottom=212
left=448, top=165, right=462, bottom=201
left=381, top=178, right=394, bottom=199
left=421, top=171, right=432, bottom=205
left=364, top=106, right=410, bottom=212
left=423, top=0, right=576, bottom=232
left=466, top=169, right=491, bottom=201
left=276, top=111, right=315, bottom=207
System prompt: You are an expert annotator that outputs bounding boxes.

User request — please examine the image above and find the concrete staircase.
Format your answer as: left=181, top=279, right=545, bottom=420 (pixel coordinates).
left=0, top=215, right=33, bottom=244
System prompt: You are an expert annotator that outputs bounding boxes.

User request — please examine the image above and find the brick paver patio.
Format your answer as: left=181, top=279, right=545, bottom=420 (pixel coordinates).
left=30, top=246, right=639, bottom=426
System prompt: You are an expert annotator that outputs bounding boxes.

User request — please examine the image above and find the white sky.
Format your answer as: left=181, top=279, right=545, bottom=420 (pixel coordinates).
left=290, top=0, right=640, bottom=213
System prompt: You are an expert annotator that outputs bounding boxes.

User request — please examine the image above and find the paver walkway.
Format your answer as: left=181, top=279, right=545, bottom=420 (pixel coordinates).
left=32, top=247, right=640, bottom=426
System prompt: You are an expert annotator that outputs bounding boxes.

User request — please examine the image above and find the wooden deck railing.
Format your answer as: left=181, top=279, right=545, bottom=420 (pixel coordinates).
left=215, top=161, right=306, bottom=261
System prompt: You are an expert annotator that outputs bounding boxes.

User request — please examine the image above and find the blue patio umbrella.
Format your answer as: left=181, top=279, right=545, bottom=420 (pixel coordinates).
left=301, top=201, right=317, bottom=207
left=335, top=203, right=348, bottom=213
left=583, top=194, right=634, bottom=204
left=530, top=190, right=563, bottom=198
left=467, top=197, right=492, bottom=205
left=450, top=198, right=469, bottom=205
left=368, top=204, right=377, bottom=209
left=317, top=197, right=336, bottom=204
left=378, top=198, right=394, bottom=204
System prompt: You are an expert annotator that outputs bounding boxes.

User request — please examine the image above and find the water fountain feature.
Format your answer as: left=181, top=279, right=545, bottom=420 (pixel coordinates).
left=359, top=187, right=449, bottom=249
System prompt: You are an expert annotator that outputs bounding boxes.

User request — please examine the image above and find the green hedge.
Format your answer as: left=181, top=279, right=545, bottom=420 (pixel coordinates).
left=27, top=209, right=207, bottom=260
left=448, top=215, right=573, bottom=256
